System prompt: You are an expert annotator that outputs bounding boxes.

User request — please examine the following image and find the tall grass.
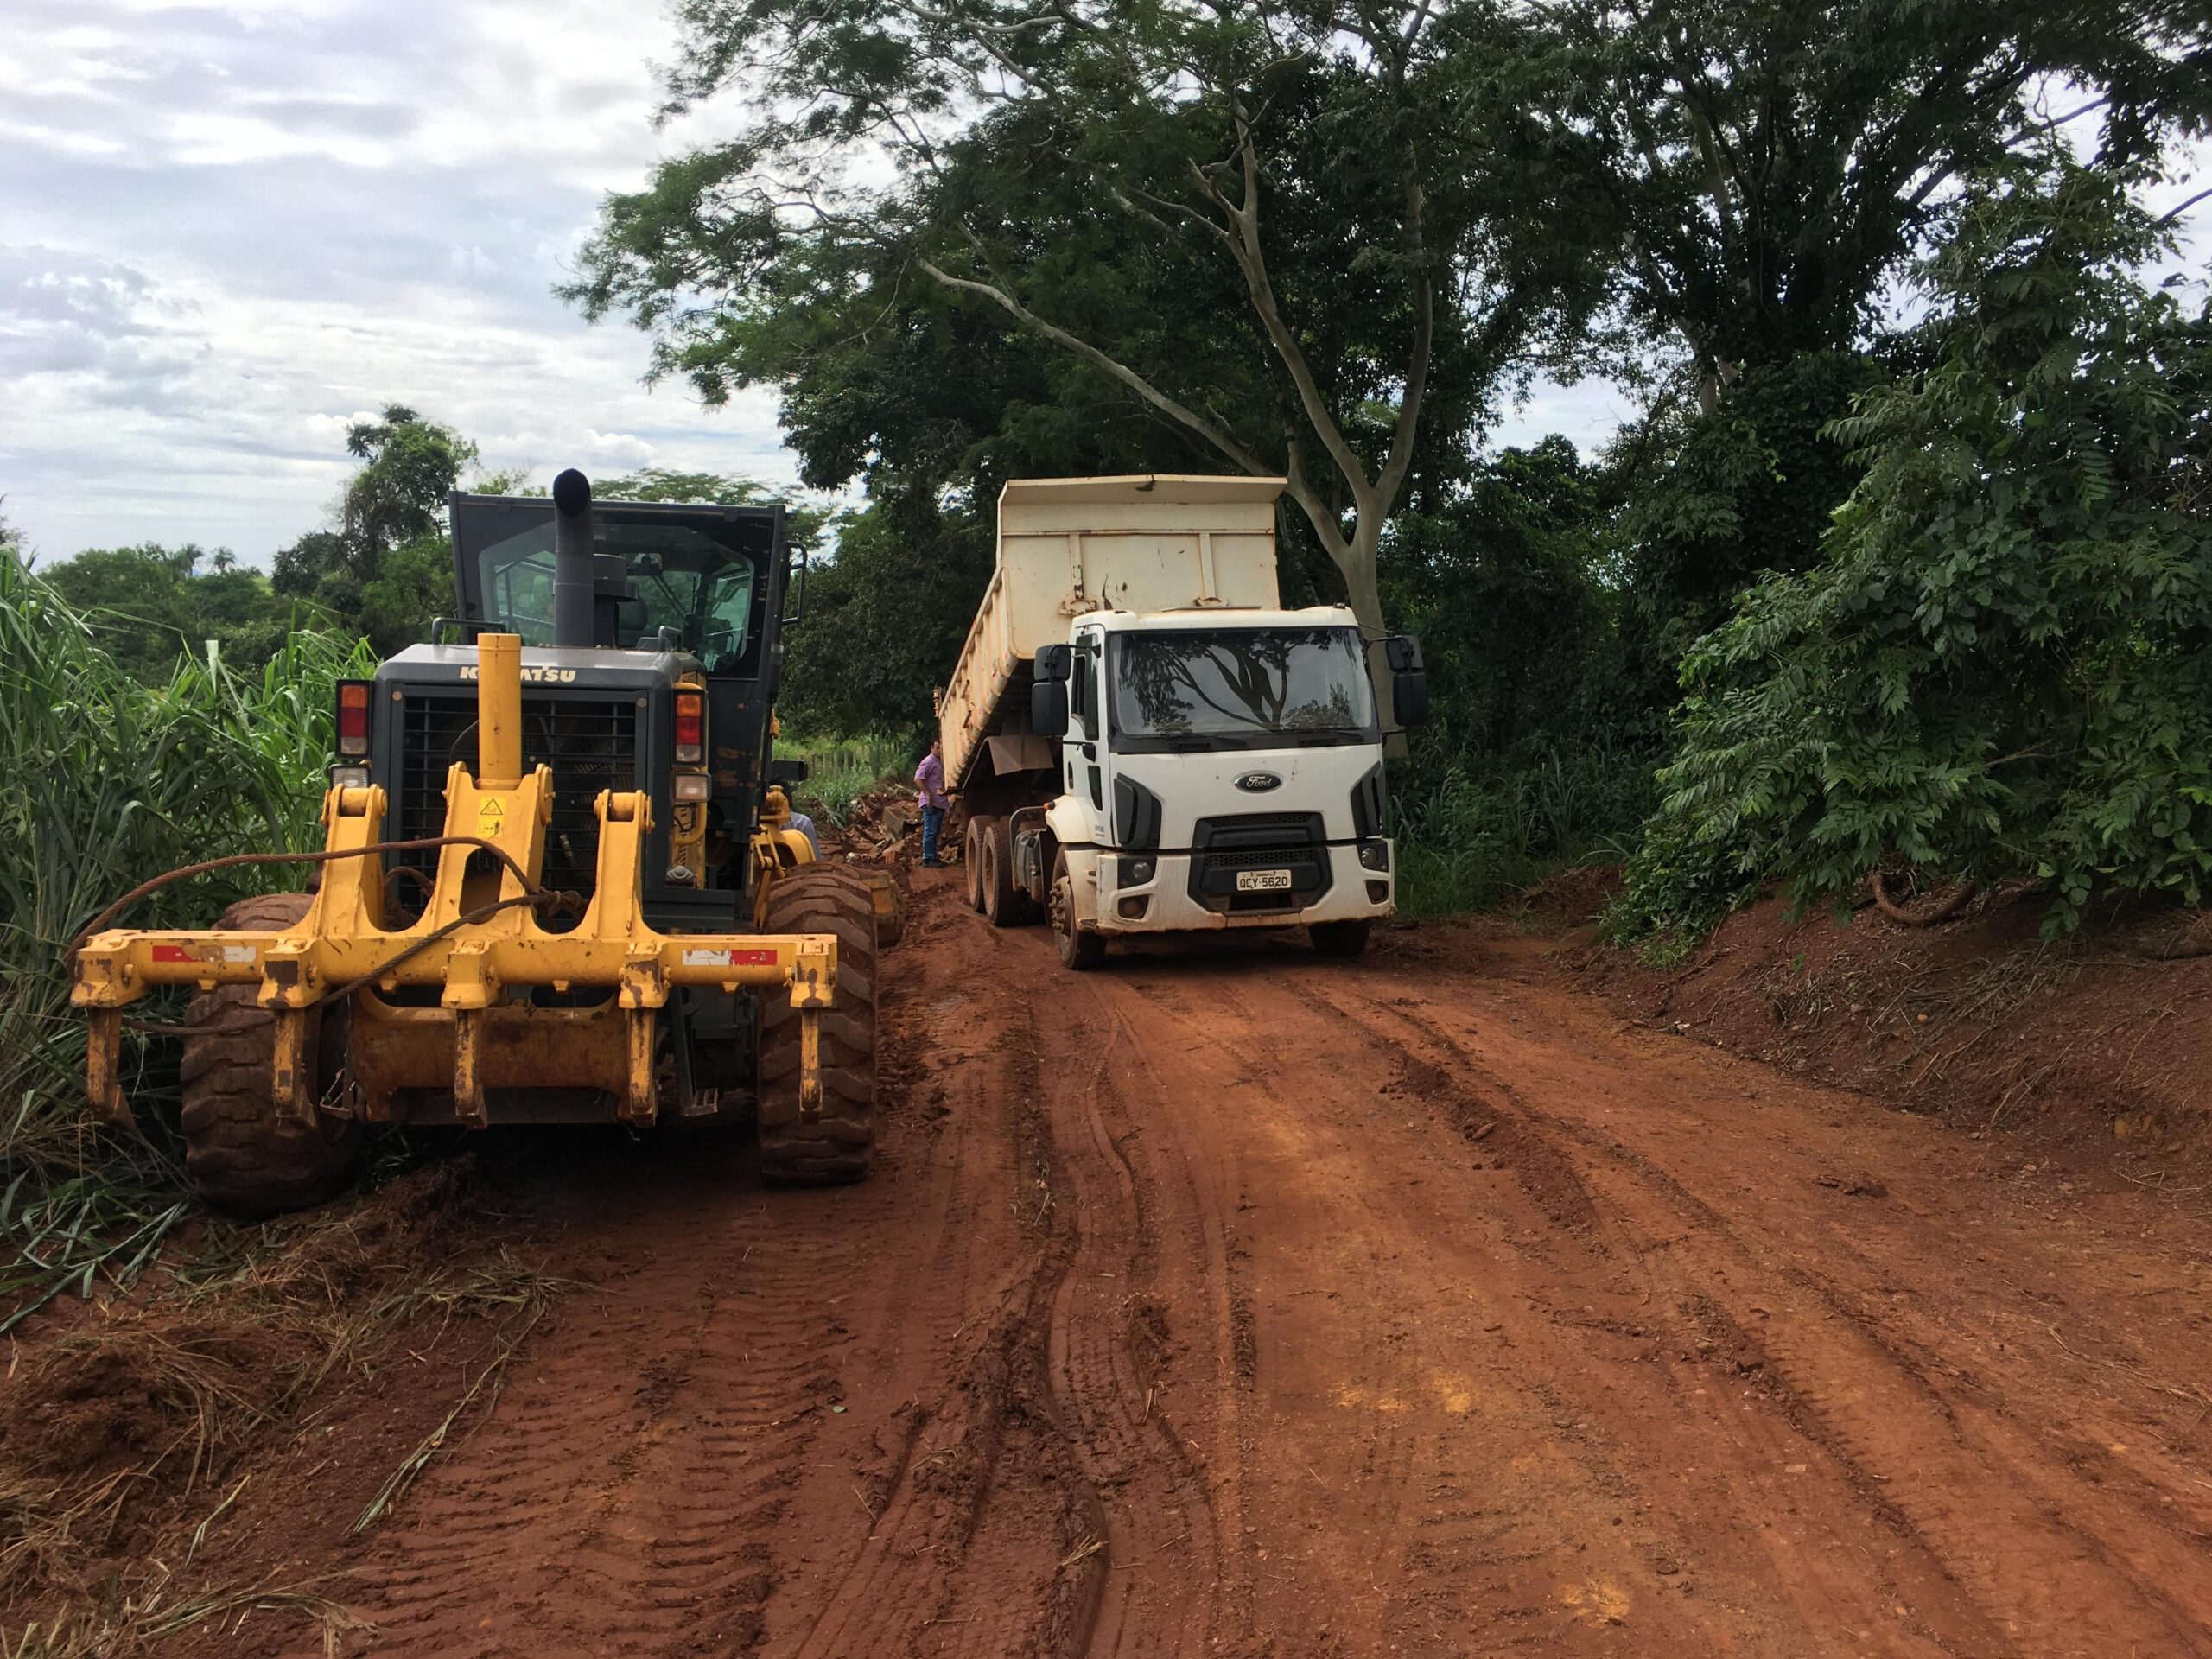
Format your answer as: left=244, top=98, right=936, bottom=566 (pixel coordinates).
left=1393, top=741, right=1657, bottom=920
left=782, top=732, right=912, bottom=827
left=0, top=552, right=372, bottom=1326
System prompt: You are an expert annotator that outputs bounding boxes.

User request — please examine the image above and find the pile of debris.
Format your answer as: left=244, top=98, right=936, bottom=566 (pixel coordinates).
left=829, top=787, right=966, bottom=868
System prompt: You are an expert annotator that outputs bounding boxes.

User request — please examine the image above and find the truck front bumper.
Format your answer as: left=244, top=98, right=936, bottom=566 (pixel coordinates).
left=1072, top=842, right=1395, bottom=934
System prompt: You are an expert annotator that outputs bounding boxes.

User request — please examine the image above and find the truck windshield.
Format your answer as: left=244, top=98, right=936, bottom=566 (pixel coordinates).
left=474, top=521, right=758, bottom=672
left=1110, top=627, right=1374, bottom=743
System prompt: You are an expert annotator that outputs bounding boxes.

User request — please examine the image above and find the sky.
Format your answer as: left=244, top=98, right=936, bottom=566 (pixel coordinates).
left=0, top=0, right=1643, bottom=567
left=0, top=0, right=809, bottom=563
left=7, top=9, right=2191, bottom=569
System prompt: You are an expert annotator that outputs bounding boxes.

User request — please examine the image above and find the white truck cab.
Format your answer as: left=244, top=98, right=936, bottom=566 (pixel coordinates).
left=938, top=476, right=1427, bottom=969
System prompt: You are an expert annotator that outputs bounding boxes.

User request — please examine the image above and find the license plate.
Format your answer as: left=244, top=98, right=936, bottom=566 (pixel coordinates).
left=1236, top=868, right=1294, bottom=892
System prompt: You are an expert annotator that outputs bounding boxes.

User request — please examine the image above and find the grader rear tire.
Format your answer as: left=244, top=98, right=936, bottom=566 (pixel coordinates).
left=757, top=864, right=878, bottom=1184
left=178, top=892, right=362, bottom=1216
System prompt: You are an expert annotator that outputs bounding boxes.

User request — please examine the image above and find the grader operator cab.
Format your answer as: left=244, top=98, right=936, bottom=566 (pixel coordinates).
left=71, top=470, right=880, bottom=1212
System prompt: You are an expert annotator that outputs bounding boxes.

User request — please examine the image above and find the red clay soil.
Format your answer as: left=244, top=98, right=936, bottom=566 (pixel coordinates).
left=29, top=872, right=2212, bottom=1657
left=1567, top=880, right=2212, bottom=1166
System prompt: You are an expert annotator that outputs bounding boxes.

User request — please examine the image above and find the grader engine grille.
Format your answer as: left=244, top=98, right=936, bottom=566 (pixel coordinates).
left=390, top=693, right=639, bottom=918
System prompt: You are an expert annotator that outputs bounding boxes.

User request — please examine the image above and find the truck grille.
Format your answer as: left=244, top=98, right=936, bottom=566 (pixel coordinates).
left=389, top=693, right=639, bottom=918
left=1187, top=811, right=1332, bottom=914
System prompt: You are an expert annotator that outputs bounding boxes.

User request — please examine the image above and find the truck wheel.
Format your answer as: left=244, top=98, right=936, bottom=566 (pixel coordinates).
left=1309, top=918, right=1372, bottom=959
left=757, top=864, right=877, bottom=1184
left=178, top=892, right=362, bottom=1216
left=1050, top=853, right=1105, bottom=971
left=982, top=817, right=1023, bottom=928
left=964, top=817, right=989, bottom=912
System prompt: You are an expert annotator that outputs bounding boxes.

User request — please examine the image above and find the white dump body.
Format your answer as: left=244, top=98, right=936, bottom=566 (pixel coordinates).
left=938, top=474, right=1284, bottom=787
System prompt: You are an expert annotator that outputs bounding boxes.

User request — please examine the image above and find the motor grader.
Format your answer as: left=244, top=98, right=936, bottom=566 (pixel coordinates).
left=70, top=470, right=881, bottom=1212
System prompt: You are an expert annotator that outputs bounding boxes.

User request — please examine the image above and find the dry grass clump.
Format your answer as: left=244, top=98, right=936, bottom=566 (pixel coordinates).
left=0, top=1160, right=571, bottom=1651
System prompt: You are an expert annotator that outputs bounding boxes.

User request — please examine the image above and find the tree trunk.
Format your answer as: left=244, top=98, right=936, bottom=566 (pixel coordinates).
left=1336, top=509, right=1408, bottom=755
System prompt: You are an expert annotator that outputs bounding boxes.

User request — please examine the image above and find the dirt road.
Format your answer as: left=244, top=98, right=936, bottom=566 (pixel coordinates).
left=302, top=872, right=2212, bottom=1657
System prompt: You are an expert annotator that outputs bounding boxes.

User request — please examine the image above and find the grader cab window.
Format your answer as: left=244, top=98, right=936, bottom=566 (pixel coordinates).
left=474, top=521, right=760, bottom=674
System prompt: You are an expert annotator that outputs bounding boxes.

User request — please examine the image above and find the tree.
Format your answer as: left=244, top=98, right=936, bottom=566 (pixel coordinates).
left=38, top=543, right=302, bottom=682
left=271, top=407, right=479, bottom=655
left=1522, top=0, right=2212, bottom=411
left=779, top=488, right=995, bottom=737
left=340, top=405, right=477, bottom=581
left=1382, top=437, right=1639, bottom=759
left=1519, top=1, right=2212, bottom=683
left=1618, top=161, right=2212, bottom=940
left=569, top=0, right=1608, bottom=639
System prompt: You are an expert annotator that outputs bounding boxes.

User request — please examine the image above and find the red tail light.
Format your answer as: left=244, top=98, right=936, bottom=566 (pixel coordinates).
left=673, top=690, right=705, bottom=765
left=336, top=681, right=372, bottom=757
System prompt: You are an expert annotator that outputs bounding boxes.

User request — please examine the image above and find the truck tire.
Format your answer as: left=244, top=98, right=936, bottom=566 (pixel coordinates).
left=981, top=817, right=1023, bottom=928
left=757, top=864, right=877, bottom=1184
left=1050, top=852, right=1105, bottom=971
left=964, top=817, right=989, bottom=912
left=178, top=892, right=362, bottom=1216
left=1309, top=918, right=1372, bottom=959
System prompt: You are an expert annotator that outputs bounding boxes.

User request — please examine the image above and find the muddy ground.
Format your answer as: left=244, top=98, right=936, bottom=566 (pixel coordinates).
left=12, top=868, right=2212, bottom=1657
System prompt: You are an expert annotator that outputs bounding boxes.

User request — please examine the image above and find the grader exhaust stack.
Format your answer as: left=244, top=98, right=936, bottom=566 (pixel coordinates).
left=72, top=631, right=837, bottom=1137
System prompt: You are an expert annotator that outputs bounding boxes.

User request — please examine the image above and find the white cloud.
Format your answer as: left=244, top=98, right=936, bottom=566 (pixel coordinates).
left=0, top=0, right=792, bottom=563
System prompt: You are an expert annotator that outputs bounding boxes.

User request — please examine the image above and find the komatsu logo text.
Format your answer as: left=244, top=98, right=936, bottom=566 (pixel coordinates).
left=459, top=665, right=579, bottom=683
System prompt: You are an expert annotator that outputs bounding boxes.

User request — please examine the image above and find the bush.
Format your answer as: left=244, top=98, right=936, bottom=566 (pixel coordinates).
left=1618, top=162, right=2212, bottom=940
left=0, top=552, right=372, bottom=1326
left=784, top=732, right=914, bottom=827
left=1395, top=740, right=1657, bottom=919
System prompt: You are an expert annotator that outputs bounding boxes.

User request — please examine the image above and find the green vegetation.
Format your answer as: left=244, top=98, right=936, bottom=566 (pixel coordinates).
left=574, top=0, right=2210, bottom=932
left=37, top=543, right=320, bottom=683
left=0, top=552, right=371, bottom=1325
left=784, top=733, right=916, bottom=829
left=1619, top=162, right=2212, bottom=942
left=269, top=404, right=480, bottom=656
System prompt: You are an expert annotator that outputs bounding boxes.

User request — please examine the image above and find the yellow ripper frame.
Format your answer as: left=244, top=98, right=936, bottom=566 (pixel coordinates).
left=72, top=633, right=836, bottom=1134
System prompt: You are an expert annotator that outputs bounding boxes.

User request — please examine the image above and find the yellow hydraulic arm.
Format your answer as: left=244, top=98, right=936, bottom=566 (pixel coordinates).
left=73, top=634, right=836, bottom=1132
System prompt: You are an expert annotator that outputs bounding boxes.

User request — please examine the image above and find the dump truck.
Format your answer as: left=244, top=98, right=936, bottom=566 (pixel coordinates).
left=70, top=470, right=878, bottom=1212
left=939, top=474, right=1427, bottom=969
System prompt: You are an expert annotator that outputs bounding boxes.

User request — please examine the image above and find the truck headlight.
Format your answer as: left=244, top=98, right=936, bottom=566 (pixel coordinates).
left=330, top=766, right=370, bottom=791
left=673, top=772, right=711, bottom=802
left=1357, top=840, right=1389, bottom=871
left=1119, top=855, right=1155, bottom=887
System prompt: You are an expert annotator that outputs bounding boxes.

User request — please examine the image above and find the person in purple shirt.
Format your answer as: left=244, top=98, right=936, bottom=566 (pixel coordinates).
left=914, top=739, right=948, bottom=868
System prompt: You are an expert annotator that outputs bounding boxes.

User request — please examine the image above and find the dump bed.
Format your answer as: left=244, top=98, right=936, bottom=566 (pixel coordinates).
left=938, top=474, right=1284, bottom=787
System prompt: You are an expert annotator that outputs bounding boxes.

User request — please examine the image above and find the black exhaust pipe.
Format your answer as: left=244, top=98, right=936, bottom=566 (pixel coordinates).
left=551, top=467, right=595, bottom=648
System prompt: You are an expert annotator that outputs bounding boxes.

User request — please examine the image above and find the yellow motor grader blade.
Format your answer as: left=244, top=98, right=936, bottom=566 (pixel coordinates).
left=72, top=633, right=836, bottom=1133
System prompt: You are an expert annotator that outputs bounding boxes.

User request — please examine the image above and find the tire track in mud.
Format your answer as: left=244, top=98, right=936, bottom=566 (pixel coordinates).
left=1040, top=996, right=1232, bottom=1657
left=775, top=988, right=1106, bottom=1659
left=1315, top=974, right=2212, bottom=1657
left=1116, top=960, right=1988, bottom=1653
left=356, top=1180, right=862, bottom=1658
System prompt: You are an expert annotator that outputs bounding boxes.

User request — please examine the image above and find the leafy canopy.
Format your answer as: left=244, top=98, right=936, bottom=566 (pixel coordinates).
left=569, top=0, right=1614, bottom=630
left=1618, top=159, right=2212, bottom=939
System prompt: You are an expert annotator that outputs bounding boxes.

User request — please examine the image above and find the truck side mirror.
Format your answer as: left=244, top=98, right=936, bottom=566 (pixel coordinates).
left=1031, top=679, right=1070, bottom=738
left=1383, top=633, right=1428, bottom=728
left=1393, top=670, right=1429, bottom=728
left=1033, top=644, right=1072, bottom=683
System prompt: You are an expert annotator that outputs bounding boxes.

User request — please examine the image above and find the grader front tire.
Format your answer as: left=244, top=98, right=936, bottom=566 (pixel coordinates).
left=757, top=865, right=879, bottom=1184
left=177, top=892, right=363, bottom=1217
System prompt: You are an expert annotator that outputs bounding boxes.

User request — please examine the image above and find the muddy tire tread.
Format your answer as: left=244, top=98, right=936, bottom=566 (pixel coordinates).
left=757, top=864, right=879, bottom=1183
left=178, top=891, right=362, bottom=1215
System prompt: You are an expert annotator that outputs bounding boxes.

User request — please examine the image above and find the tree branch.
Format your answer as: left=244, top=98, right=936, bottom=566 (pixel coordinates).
left=910, top=252, right=1274, bottom=477
left=1199, top=96, right=1376, bottom=503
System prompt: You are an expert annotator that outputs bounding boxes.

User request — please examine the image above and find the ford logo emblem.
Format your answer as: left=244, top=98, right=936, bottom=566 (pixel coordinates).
left=1235, top=772, right=1283, bottom=792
